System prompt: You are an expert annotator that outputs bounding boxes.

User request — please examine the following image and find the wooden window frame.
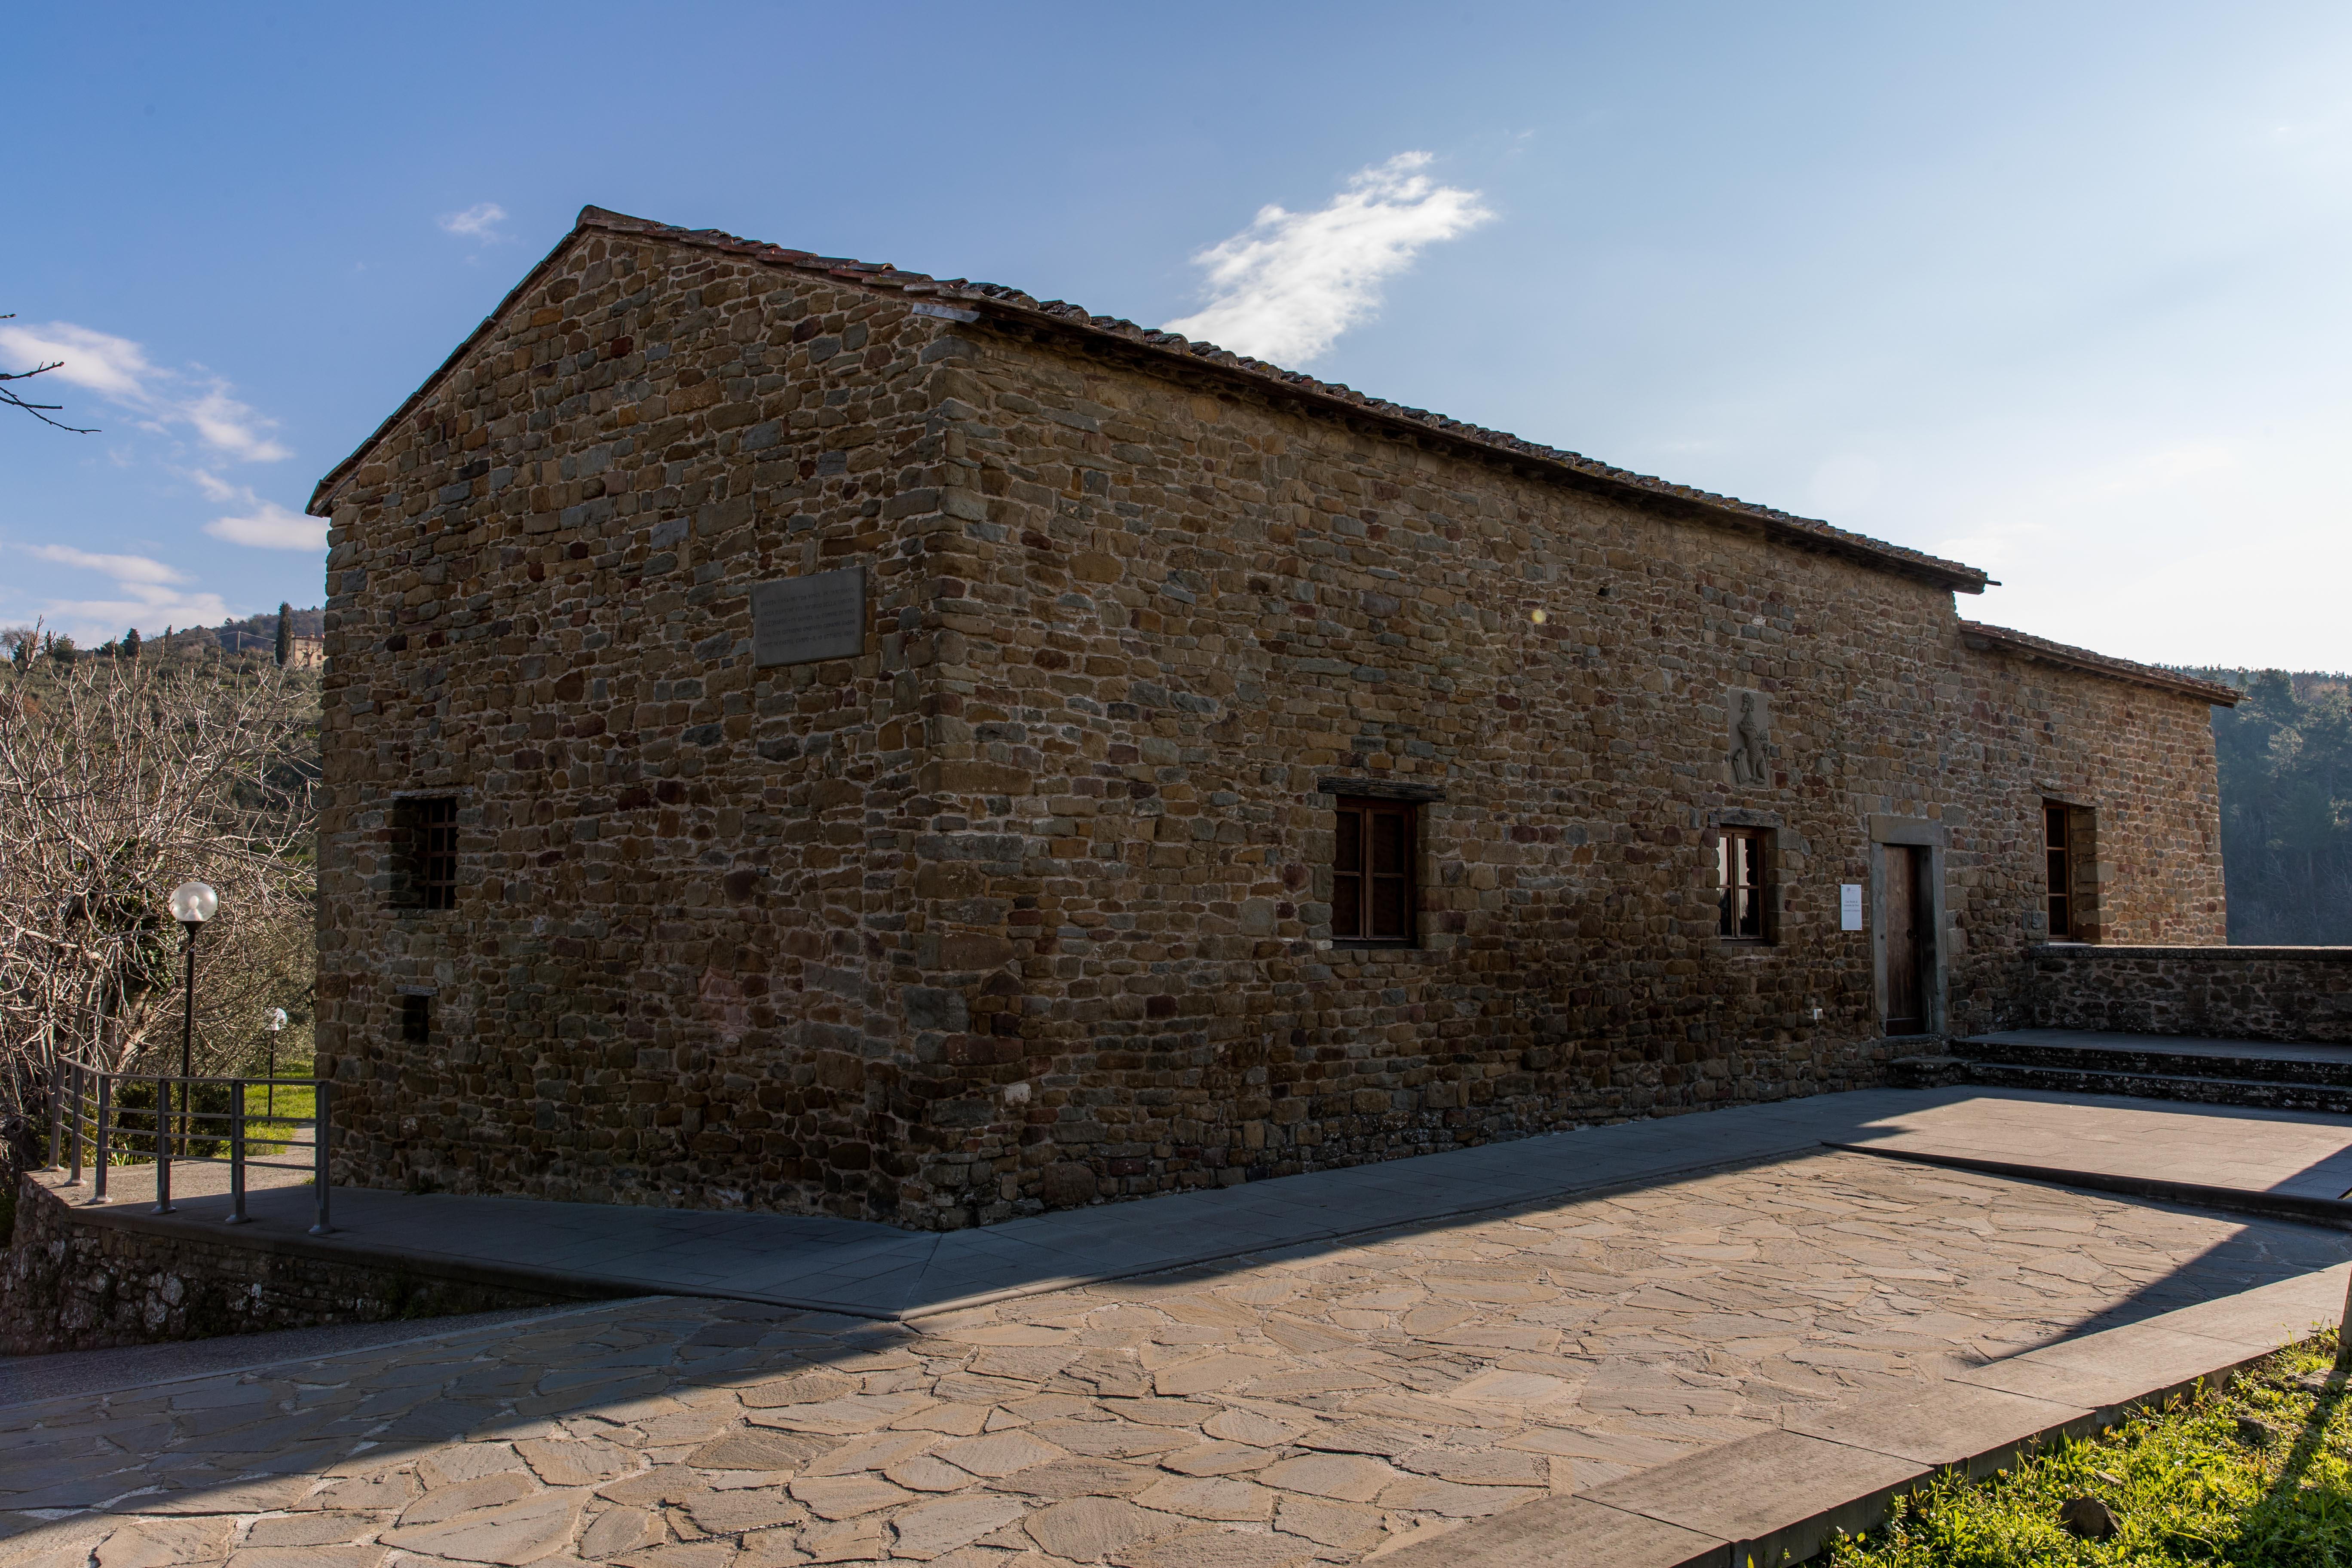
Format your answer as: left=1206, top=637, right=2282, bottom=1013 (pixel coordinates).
left=1330, top=796, right=1418, bottom=946
left=1718, top=826, right=1772, bottom=943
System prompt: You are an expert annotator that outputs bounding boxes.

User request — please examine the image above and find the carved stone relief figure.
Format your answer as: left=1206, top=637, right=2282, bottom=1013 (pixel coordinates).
left=1728, top=689, right=1770, bottom=787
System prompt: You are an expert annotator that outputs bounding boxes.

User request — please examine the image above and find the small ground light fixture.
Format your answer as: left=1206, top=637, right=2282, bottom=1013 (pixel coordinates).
left=265, top=1006, right=289, bottom=1112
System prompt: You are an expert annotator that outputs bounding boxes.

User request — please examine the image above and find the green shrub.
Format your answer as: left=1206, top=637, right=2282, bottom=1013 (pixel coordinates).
left=108, top=1078, right=237, bottom=1159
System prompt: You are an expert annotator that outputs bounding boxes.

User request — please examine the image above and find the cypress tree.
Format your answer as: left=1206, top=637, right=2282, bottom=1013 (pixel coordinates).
left=123, top=627, right=141, bottom=661
left=274, top=602, right=292, bottom=668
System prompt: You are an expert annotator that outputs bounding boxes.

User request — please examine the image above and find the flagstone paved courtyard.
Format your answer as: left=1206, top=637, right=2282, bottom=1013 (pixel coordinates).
left=5, top=1149, right=2349, bottom=1567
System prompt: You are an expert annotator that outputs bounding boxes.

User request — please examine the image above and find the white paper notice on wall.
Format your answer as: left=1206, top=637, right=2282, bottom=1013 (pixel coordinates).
left=1840, top=884, right=1864, bottom=931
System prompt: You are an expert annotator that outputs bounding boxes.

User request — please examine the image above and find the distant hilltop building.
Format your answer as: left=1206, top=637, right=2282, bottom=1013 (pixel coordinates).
left=305, top=205, right=2239, bottom=1228
left=283, top=634, right=325, bottom=670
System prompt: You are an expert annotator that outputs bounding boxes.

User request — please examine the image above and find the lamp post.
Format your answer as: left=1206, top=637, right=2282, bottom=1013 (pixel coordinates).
left=163, top=881, right=216, bottom=1212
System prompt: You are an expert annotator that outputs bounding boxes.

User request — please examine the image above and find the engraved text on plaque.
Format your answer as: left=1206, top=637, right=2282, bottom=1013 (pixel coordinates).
left=750, top=567, right=867, bottom=668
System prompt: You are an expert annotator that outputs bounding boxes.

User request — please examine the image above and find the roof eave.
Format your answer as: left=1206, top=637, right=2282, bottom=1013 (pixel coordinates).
left=959, top=299, right=1992, bottom=596
left=304, top=204, right=1996, bottom=599
left=305, top=219, right=598, bottom=518
left=1958, top=621, right=2242, bottom=706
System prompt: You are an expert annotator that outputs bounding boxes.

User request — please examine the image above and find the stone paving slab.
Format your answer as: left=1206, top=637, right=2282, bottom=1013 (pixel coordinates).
left=42, top=1086, right=2352, bottom=1325
left=1383, top=1262, right=2352, bottom=1567
left=6, top=1149, right=2352, bottom=1566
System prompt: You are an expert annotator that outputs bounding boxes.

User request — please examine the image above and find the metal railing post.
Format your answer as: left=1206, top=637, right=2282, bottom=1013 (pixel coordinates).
left=226, top=1076, right=249, bottom=1224
left=92, top=1072, right=110, bottom=1203
left=153, top=1073, right=174, bottom=1214
left=309, top=1080, right=332, bottom=1236
left=66, top=1063, right=83, bottom=1187
left=46, top=1071, right=60, bottom=1169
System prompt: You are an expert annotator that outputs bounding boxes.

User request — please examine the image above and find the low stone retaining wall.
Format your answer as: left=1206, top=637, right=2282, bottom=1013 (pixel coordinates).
left=2025, top=944, right=2352, bottom=1043
left=0, top=1175, right=564, bottom=1356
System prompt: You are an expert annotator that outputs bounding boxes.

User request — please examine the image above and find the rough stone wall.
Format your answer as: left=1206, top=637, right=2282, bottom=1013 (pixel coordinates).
left=315, top=232, right=965, bottom=1220
left=2024, top=945, right=2352, bottom=1043
left=1956, top=649, right=2227, bottom=952
left=888, top=325, right=2227, bottom=1225
left=0, top=1177, right=555, bottom=1354
left=314, top=225, right=2228, bottom=1232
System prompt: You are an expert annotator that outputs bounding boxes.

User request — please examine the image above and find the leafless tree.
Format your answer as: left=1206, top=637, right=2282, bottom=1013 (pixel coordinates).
left=0, top=648, right=318, bottom=1164
left=0, top=314, right=97, bottom=434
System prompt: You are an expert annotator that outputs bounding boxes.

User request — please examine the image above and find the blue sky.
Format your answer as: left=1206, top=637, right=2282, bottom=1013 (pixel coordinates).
left=7, top=3, right=2349, bottom=668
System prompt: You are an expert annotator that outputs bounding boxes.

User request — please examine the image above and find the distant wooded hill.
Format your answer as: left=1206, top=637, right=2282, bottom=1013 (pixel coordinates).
left=199, top=605, right=323, bottom=657
left=2188, top=669, right=2352, bottom=945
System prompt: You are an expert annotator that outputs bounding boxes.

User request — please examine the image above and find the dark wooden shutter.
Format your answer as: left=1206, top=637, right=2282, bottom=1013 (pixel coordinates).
left=1332, top=798, right=1416, bottom=942
left=1718, top=828, right=1765, bottom=940
left=2043, top=803, right=2070, bottom=938
left=420, top=798, right=458, bottom=910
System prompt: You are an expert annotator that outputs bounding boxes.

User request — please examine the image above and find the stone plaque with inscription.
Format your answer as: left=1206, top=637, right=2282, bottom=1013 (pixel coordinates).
left=750, top=567, right=866, bottom=668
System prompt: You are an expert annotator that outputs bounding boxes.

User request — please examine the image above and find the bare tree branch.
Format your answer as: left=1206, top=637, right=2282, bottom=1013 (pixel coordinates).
left=0, top=646, right=319, bottom=1131
left=0, top=313, right=98, bottom=433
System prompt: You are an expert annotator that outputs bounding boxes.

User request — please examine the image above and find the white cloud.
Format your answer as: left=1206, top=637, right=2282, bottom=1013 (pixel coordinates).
left=0, top=320, right=289, bottom=462
left=15, top=544, right=228, bottom=643
left=25, top=544, right=188, bottom=585
left=190, top=472, right=326, bottom=550
left=1161, top=153, right=1494, bottom=364
left=0, top=321, right=159, bottom=402
left=180, top=386, right=291, bottom=462
left=204, top=499, right=327, bottom=551
left=438, top=202, right=509, bottom=240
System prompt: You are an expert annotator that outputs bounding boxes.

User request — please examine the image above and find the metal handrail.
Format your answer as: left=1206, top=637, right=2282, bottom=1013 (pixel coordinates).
left=47, top=1062, right=334, bottom=1235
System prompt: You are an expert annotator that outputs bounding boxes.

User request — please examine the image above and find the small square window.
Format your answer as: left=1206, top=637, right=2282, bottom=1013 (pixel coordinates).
left=1718, top=827, right=1769, bottom=941
left=400, top=994, right=431, bottom=1044
left=1331, top=797, right=1416, bottom=944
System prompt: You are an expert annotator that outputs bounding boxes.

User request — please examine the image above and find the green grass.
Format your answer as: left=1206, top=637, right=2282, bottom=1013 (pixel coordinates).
left=239, top=1078, right=316, bottom=1158
left=59, top=1079, right=319, bottom=1165
left=1828, top=1334, right=2352, bottom=1567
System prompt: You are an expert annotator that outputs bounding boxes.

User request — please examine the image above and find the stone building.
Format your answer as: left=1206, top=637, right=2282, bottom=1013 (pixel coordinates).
left=306, top=206, right=2238, bottom=1228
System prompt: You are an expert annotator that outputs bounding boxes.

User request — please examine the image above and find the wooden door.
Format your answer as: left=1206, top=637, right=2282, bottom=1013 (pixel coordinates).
left=1883, top=845, right=1929, bottom=1035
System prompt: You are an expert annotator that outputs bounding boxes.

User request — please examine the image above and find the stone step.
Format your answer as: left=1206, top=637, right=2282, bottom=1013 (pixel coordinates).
left=1954, top=1029, right=2352, bottom=1089
left=1888, top=1054, right=1967, bottom=1090
left=1960, top=1059, right=2352, bottom=1117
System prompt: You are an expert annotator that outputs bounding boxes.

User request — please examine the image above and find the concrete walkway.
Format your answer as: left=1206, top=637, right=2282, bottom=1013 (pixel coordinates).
left=9, top=1138, right=2351, bottom=1568
left=18, top=1088, right=2352, bottom=1568
left=1832, top=1084, right=2352, bottom=1205
left=36, top=1086, right=2352, bottom=1321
